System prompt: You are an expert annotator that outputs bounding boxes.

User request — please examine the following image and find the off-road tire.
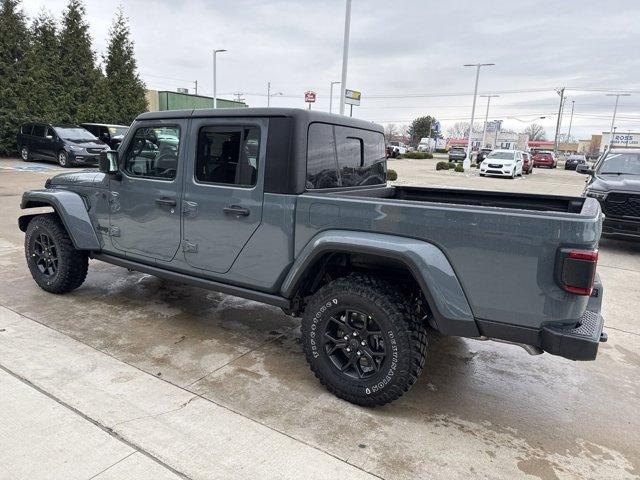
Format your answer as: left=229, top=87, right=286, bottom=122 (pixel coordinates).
left=301, top=274, right=427, bottom=407
left=25, top=214, right=88, bottom=294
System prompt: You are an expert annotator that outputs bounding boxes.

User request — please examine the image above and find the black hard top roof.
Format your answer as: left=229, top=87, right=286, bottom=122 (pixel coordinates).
left=136, top=107, right=383, bottom=133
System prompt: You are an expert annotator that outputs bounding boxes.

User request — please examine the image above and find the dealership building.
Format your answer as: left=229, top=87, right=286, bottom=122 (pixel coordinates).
left=145, top=89, right=247, bottom=112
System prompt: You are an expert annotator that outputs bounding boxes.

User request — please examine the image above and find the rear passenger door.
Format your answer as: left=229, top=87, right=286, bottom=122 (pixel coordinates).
left=30, top=124, right=46, bottom=159
left=182, top=117, right=267, bottom=274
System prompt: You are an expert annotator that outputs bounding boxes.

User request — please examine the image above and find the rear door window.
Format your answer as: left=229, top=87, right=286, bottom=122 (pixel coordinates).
left=306, top=123, right=386, bottom=189
left=32, top=125, right=45, bottom=137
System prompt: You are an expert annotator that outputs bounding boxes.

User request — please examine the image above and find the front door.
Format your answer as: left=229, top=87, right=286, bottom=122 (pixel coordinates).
left=108, top=120, right=186, bottom=262
left=182, top=117, right=266, bottom=273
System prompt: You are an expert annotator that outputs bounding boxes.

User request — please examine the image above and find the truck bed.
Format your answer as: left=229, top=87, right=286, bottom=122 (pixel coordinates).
left=336, top=185, right=586, bottom=214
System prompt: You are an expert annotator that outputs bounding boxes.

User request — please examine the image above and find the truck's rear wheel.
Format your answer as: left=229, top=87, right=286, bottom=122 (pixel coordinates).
left=25, top=214, right=88, bottom=294
left=301, top=274, right=427, bottom=406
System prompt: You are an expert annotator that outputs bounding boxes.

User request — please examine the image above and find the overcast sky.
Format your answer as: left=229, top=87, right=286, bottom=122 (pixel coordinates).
left=20, top=0, right=640, bottom=139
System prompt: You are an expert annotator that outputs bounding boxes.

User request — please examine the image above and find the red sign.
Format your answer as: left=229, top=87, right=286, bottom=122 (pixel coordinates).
left=304, top=91, right=316, bottom=103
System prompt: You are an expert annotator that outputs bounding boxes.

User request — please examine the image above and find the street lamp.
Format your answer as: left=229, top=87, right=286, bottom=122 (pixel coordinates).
left=463, top=63, right=494, bottom=169
left=212, top=48, right=227, bottom=108
left=480, top=95, right=499, bottom=148
left=339, top=0, right=352, bottom=115
left=606, top=93, right=631, bottom=150
left=329, top=81, right=341, bottom=113
left=267, top=81, right=283, bottom=107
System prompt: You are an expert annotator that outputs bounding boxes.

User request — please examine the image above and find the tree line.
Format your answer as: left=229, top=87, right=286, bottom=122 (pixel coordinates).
left=0, top=0, right=147, bottom=155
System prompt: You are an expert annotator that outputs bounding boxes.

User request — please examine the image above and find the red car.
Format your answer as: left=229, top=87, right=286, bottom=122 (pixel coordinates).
left=532, top=151, right=557, bottom=168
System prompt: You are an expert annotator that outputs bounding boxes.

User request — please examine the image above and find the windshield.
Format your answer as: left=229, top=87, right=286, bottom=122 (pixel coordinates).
left=598, top=153, right=640, bottom=175
left=55, top=127, right=97, bottom=141
left=108, top=126, right=128, bottom=136
left=487, top=151, right=515, bottom=160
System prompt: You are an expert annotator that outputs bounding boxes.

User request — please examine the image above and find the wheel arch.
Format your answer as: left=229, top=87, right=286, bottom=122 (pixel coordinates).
left=20, top=190, right=100, bottom=251
left=281, top=231, right=478, bottom=337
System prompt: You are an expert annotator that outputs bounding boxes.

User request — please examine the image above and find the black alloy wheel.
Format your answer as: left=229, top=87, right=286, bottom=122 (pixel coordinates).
left=323, top=309, right=387, bottom=380
left=32, top=232, right=58, bottom=277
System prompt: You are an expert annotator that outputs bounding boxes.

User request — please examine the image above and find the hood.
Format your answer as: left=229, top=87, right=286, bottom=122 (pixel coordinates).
left=49, top=171, right=106, bottom=188
left=65, top=138, right=109, bottom=149
left=483, top=158, right=514, bottom=165
left=590, top=174, right=640, bottom=193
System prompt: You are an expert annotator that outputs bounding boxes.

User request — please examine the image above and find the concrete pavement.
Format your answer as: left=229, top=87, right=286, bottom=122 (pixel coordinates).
left=1, top=158, right=639, bottom=479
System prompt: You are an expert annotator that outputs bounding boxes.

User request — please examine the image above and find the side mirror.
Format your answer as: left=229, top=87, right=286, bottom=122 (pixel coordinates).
left=99, top=150, right=119, bottom=174
left=576, top=164, right=594, bottom=175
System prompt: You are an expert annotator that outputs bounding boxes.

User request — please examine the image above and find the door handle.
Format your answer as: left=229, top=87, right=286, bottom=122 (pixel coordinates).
left=223, top=205, right=250, bottom=217
left=155, top=196, right=177, bottom=207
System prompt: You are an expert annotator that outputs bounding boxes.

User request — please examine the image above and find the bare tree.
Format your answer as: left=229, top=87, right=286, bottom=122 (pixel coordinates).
left=446, top=121, right=470, bottom=138
left=384, top=123, right=399, bottom=138
left=523, top=123, right=546, bottom=141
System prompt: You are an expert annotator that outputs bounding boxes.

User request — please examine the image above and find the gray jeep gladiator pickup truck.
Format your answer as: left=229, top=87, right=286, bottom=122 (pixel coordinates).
left=20, top=108, right=607, bottom=406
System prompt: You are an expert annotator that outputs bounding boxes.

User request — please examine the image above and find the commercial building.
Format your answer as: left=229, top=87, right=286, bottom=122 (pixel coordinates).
left=448, top=131, right=529, bottom=151
left=145, top=90, right=247, bottom=112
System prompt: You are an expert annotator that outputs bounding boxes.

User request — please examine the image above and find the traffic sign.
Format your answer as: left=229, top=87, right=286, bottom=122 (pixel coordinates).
left=304, top=91, right=316, bottom=103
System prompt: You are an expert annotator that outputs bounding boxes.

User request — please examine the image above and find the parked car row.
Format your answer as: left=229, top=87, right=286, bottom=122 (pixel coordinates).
left=16, top=122, right=128, bottom=168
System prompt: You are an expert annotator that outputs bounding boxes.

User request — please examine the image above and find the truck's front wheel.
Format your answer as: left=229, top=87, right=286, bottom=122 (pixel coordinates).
left=25, top=214, right=88, bottom=294
left=301, top=274, right=427, bottom=406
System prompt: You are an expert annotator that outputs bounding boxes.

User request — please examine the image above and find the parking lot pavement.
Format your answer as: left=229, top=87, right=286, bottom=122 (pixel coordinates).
left=1, top=157, right=639, bottom=479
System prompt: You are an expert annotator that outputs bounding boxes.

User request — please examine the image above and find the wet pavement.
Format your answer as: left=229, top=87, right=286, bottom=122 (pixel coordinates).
left=1, top=158, right=639, bottom=479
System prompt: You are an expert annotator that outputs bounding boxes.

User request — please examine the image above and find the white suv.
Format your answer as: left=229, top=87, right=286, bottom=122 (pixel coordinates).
left=480, top=149, right=524, bottom=178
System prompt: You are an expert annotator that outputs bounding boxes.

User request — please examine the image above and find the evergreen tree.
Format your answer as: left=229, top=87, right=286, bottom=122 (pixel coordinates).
left=24, top=10, right=65, bottom=124
left=104, top=7, right=147, bottom=124
left=0, top=0, right=30, bottom=155
left=59, top=0, right=104, bottom=123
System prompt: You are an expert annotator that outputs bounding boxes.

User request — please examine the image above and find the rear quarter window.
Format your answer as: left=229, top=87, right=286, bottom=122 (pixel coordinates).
left=20, top=124, right=33, bottom=135
left=306, top=122, right=386, bottom=189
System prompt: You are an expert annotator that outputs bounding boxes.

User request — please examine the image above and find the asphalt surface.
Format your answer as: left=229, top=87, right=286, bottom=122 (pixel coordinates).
left=1, top=157, right=639, bottom=479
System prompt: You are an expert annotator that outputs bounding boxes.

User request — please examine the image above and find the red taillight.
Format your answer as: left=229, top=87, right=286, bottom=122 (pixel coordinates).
left=556, top=249, right=598, bottom=296
left=569, top=250, right=598, bottom=262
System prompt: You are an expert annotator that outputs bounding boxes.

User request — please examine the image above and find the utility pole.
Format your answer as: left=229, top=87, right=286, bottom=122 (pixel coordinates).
left=463, top=63, right=494, bottom=169
left=480, top=95, right=499, bottom=148
left=194, top=80, right=198, bottom=95
left=339, top=0, right=352, bottom=115
left=329, top=81, right=341, bottom=113
left=606, top=93, right=631, bottom=151
left=566, top=100, right=575, bottom=142
left=553, top=87, right=565, bottom=154
left=233, top=92, right=245, bottom=104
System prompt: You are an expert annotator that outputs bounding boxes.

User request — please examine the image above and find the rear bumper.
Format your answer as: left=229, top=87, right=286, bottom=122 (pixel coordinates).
left=541, top=276, right=606, bottom=361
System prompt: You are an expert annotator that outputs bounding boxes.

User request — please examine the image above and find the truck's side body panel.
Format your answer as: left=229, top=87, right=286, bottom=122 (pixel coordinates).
left=293, top=191, right=602, bottom=329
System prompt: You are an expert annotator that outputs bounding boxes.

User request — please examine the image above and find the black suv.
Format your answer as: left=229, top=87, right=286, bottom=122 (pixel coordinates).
left=17, top=123, right=109, bottom=167
left=80, top=123, right=129, bottom=150
left=579, top=148, right=640, bottom=239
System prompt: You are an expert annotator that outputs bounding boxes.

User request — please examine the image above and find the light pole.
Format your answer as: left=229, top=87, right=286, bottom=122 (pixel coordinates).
left=267, top=82, right=283, bottom=107
left=463, top=63, right=494, bottom=169
left=339, top=0, right=352, bottom=115
left=606, top=93, right=631, bottom=151
left=480, top=94, right=499, bottom=148
left=212, top=48, right=227, bottom=108
left=329, top=81, right=341, bottom=113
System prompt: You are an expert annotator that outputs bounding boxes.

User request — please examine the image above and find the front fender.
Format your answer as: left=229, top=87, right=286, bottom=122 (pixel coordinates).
left=281, top=230, right=478, bottom=337
left=20, top=189, right=100, bottom=250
